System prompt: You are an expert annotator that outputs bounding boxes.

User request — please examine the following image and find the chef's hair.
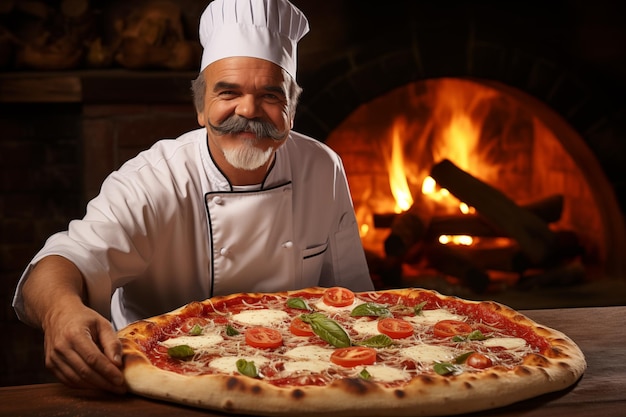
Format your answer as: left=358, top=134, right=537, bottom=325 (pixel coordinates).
left=191, top=69, right=303, bottom=120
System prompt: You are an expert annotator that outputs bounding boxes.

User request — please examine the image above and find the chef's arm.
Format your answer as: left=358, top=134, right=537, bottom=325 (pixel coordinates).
left=21, top=255, right=86, bottom=328
left=20, top=255, right=126, bottom=393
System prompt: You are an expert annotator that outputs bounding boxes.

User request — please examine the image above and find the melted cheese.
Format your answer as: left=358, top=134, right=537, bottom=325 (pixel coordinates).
left=351, top=319, right=381, bottom=335
left=283, top=360, right=330, bottom=374
left=482, top=337, right=527, bottom=349
left=401, top=345, right=458, bottom=363
left=362, top=365, right=410, bottom=382
left=159, top=334, right=224, bottom=350
left=313, top=299, right=364, bottom=313
left=284, top=346, right=334, bottom=361
left=209, top=356, right=270, bottom=374
left=231, top=309, right=289, bottom=326
left=405, top=309, right=465, bottom=325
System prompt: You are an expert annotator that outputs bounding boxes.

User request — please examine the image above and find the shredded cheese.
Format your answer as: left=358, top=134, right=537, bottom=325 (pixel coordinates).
left=147, top=293, right=540, bottom=387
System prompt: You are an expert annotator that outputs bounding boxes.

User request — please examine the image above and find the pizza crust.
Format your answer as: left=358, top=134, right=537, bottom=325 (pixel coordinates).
left=119, top=287, right=586, bottom=417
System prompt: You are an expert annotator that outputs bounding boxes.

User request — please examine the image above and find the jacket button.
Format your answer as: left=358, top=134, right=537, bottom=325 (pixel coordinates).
left=282, top=241, right=293, bottom=248
left=220, top=247, right=230, bottom=256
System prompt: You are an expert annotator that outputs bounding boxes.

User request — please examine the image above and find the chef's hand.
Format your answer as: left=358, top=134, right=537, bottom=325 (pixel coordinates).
left=42, top=301, right=127, bottom=394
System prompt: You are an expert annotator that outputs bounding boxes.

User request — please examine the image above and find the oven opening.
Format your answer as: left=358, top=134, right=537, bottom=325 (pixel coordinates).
left=325, top=77, right=623, bottom=294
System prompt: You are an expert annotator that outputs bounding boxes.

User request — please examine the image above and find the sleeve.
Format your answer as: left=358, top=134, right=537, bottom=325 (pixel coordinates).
left=13, top=167, right=160, bottom=320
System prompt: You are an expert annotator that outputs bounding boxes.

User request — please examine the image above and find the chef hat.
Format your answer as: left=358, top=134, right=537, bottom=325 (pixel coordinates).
left=199, top=0, right=310, bottom=79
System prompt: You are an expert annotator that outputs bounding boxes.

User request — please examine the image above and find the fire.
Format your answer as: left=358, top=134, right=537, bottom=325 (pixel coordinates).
left=383, top=80, right=496, bottom=245
left=336, top=78, right=529, bottom=253
left=388, top=121, right=414, bottom=213
left=325, top=77, right=599, bottom=285
left=439, top=234, right=473, bottom=246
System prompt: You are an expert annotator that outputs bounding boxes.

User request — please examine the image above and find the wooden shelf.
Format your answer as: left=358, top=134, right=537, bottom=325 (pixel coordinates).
left=0, top=70, right=198, bottom=104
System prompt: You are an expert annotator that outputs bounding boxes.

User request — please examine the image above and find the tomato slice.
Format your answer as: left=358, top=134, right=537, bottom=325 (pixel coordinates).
left=377, top=318, right=414, bottom=339
left=289, top=317, right=314, bottom=336
left=330, top=346, right=377, bottom=368
left=245, top=327, right=283, bottom=349
left=466, top=352, right=493, bottom=369
left=433, top=320, right=473, bottom=338
left=323, top=287, right=355, bottom=307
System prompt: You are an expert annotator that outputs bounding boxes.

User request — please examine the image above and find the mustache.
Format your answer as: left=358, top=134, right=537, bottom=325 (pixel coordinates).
left=208, top=115, right=286, bottom=141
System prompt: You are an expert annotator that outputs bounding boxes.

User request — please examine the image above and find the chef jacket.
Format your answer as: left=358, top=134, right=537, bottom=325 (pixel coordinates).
left=13, top=128, right=374, bottom=329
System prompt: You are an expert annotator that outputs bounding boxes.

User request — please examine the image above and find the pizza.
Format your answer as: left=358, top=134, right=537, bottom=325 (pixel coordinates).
left=118, top=287, right=586, bottom=416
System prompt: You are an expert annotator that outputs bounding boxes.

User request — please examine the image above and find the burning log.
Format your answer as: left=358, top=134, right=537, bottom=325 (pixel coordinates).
left=424, top=194, right=564, bottom=239
left=383, top=195, right=434, bottom=258
left=429, top=159, right=557, bottom=265
left=378, top=161, right=581, bottom=291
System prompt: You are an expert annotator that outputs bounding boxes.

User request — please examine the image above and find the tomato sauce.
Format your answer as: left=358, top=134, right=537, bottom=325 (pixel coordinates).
left=134, top=289, right=551, bottom=388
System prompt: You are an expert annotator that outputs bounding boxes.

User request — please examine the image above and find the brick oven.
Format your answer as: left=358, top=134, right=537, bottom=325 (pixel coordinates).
left=1, top=0, right=625, bottom=386
left=288, top=1, right=626, bottom=292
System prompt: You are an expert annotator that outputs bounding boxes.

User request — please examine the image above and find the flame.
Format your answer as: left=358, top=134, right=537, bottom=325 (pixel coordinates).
left=439, top=235, right=473, bottom=246
left=388, top=121, right=414, bottom=213
left=332, top=78, right=535, bottom=253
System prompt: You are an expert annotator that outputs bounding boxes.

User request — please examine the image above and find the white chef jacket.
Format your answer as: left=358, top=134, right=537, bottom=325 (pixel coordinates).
left=12, top=128, right=373, bottom=329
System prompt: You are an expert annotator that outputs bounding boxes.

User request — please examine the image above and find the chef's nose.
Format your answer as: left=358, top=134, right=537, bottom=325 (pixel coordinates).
left=235, top=94, right=261, bottom=119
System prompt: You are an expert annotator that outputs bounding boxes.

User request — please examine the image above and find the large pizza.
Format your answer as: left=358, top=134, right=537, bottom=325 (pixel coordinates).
left=118, top=287, right=586, bottom=416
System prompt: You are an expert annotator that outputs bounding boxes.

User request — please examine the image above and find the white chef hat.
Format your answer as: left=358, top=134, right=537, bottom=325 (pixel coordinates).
left=199, top=0, right=310, bottom=80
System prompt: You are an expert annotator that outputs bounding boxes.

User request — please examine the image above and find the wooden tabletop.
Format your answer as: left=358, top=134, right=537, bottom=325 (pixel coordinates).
left=1, top=306, right=625, bottom=417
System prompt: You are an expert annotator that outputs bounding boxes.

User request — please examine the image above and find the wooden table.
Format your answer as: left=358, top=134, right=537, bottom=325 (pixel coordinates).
left=1, top=306, right=624, bottom=417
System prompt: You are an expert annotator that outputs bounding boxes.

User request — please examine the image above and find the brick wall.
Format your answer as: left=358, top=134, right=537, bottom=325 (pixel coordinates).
left=0, top=101, right=198, bottom=386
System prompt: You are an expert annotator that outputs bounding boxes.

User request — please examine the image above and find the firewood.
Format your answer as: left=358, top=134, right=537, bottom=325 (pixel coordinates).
left=422, top=243, right=491, bottom=293
left=425, top=194, right=564, bottom=238
left=429, top=159, right=557, bottom=265
left=376, top=194, right=563, bottom=238
left=383, top=195, right=434, bottom=257
left=17, top=38, right=83, bottom=70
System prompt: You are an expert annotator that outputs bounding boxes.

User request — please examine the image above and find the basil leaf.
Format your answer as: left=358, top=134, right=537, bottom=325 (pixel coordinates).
left=454, top=351, right=474, bottom=364
left=359, top=368, right=371, bottom=380
left=433, top=361, right=458, bottom=376
left=225, top=324, right=240, bottom=336
left=452, top=330, right=486, bottom=343
left=467, top=330, right=487, bottom=341
left=350, top=302, right=391, bottom=318
left=167, top=345, right=195, bottom=359
left=414, top=301, right=427, bottom=316
left=355, top=334, right=393, bottom=348
left=189, top=324, right=202, bottom=336
left=301, top=312, right=326, bottom=321
left=300, top=313, right=351, bottom=348
left=286, top=297, right=312, bottom=311
left=236, top=359, right=258, bottom=378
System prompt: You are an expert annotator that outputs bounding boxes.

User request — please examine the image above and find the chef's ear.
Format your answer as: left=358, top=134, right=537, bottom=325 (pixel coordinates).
left=197, top=112, right=206, bottom=127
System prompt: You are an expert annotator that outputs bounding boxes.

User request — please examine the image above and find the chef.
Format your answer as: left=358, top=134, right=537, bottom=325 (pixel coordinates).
left=12, top=0, right=374, bottom=394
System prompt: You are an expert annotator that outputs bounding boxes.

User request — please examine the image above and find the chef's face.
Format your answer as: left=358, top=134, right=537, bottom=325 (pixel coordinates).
left=197, top=57, right=293, bottom=171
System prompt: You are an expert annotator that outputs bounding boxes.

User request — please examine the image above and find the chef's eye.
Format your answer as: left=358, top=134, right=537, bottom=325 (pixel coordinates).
left=263, top=94, right=283, bottom=102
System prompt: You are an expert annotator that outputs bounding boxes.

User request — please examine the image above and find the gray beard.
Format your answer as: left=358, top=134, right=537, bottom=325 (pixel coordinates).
left=222, top=140, right=274, bottom=170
